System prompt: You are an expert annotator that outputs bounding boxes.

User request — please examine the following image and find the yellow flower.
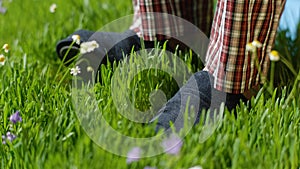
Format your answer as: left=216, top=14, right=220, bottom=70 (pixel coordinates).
left=49, top=3, right=57, bottom=13
left=252, top=40, right=263, bottom=48
left=72, top=35, right=81, bottom=45
left=2, top=44, right=9, bottom=53
left=0, top=54, right=6, bottom=65
left=269, top=50, right=280, bottom=61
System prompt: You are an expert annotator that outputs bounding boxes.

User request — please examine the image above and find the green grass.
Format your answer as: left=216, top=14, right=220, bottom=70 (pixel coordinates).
left=0, top=0, right=300, bottom=169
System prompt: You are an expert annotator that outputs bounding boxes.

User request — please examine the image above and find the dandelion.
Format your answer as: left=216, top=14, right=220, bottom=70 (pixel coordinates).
left=70, top=66, right=81, bottom=76
left=252, top=40, right=263, bottom=48
left=126, top=147, right=142, bottom=164
left=49, top=3, right=57, bottom=13
left=2, top=43, right=9, bottom=53
left=0, top=54, right=5, bottom=65
left=80, top=40, right=99, bottom=54
left=161, top=134, right=183, bottom=155
left=269, top=50, right=280, bottom=61
left=72, top=35, right=81, bottom=45
left=9, top=110, right=22, bottom=124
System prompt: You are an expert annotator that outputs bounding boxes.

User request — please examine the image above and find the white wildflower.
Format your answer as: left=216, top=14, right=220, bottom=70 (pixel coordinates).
left=0, top=54, right=5, bottom=65
left=49, top=3, right=57, bottom=13
left=70, top=66, right=81, bottom=76
left=188, top=166, right=203, bottom=169
left=252, top=40, right=263, bottom=48
left=80, top=40, right=99, bottom=54
left=246, top=43, right=255, bottom=52
left=72, top=35, right=81, bottom=45
left=269, top=50, right=280, bottom=61
left=2, top=44, right=9, bottom=53
left=246, top=40, right=263, bottom=52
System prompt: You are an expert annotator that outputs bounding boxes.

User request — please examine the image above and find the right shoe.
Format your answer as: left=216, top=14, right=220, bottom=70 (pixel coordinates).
left=151, top=71, right=248, bottom=133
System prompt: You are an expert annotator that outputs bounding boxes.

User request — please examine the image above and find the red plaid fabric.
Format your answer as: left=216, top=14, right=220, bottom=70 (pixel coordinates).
left=204, top=0, right=286, bottom=93
left=130, top=0, right=286, bottom=94
left=130, top=0, right=213, bottom=41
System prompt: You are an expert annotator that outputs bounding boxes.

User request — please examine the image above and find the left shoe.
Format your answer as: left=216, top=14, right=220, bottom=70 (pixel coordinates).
left=56, top=29, right=95, bottom=66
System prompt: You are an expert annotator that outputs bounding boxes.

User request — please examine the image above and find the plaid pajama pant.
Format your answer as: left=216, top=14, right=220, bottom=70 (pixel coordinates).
left=130, top=0, right=214, bottom=40
left=130, top=0, right=286, bottom=94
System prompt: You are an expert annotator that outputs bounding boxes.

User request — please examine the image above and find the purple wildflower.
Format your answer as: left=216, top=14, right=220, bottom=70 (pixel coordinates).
left=0, top=4, right=6, bottom=14
left=126, top=147, right=142, bottom=164
left=1, top=135, right=6, bottom=144
left=9, top=111, right=22, bottom=124
left=144, top=167, right=157, bottom=169
left=161, top=134, right=183, bottom=155
left=6, top=132, right=16, bottom=142
left=2, top=132, right=17, bottom=144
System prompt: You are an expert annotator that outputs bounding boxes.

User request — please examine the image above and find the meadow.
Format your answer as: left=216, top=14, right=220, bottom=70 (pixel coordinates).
left=0, top=0, right=300, bottom=168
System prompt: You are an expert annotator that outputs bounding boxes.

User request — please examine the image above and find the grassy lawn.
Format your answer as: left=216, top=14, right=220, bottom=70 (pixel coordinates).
left=0, top=0, right=300, bottom=169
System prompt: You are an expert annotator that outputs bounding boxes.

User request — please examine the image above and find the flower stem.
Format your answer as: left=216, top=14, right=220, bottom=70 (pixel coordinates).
left=270, top=61, right=275, bottom=91
left=54, top=41, right=76, bottom=80
left=285, top=69, right=300, bottom=105
left=252, top=50, right=272, bottom=95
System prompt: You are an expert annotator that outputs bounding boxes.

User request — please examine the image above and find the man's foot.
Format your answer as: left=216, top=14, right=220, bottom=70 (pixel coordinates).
left=153, top=71, right=248, bottom=132
left=56, top=30, right=95, bottom=66
left=56, top=30, right=197, bottom=67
